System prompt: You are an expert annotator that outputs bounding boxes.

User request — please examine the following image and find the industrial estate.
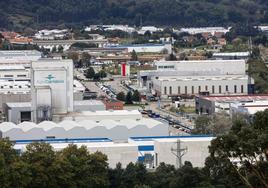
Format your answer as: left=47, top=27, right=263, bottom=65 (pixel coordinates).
left=1, top=2, right=268, bottom=187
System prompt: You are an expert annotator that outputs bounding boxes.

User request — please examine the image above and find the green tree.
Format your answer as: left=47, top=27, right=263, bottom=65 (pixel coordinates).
left=168, top=53, right=177, bottom=61
left=147, top=163, right=176, bottom=187
left=125, top=91, right=133, bottom=104
left=98, top=70, right=107, bottom=78
left=170, top=162, right=212, bottom=188
left=192, top=115, right=211, bottom=135
left=205, top=109, right=268, bottom=188
left=120, top=163, right=147, bottom=188
left=0, top=139, right=31, bottom=188
left=68, top=52, right=79, bottom=63
left=144, top=30, right=151, bottom=38
left=52, top=45, right=57, bottom=53
left=161, top=48, right=169, bottom=54
left=116, top=92, right=126, bottom=101
left=59, top=144, right=108, bottom=188
left=132, top=90, right=141, bottom=102
left=192, top=112, right=232, bottom=136
left=21, top=142, right=57, bottom=188
left=108, top=163, right=124, bottom=188
left=57, top=45, right=64, bottom=53
left=131, top=50, right=138, bottom=61
left=85, top=67, right=95, bottom=79
left=81, top=52, right=91, bottom=67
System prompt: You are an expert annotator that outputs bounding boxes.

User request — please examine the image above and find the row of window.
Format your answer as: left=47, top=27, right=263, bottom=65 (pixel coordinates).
left=163, top=85, right=244, bottom=95
left=2, top=75, right=27, bottom=78
left=0, top=85, right=30, bottom=89
left=158, top=66, right=175, bottom=69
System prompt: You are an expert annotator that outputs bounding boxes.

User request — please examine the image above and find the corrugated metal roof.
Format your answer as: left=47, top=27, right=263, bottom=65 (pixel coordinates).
left=0, top=118, right=168, bottom=141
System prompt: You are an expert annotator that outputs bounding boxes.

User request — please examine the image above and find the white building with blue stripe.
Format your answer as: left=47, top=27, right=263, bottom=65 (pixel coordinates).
left=12, top=135, right=214, bottom=169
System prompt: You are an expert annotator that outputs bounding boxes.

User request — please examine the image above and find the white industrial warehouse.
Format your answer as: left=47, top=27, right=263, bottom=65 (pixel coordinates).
left=0, top=116, right=170, bottom=140
left=138, top=59, right=254, bottom=97
left=11, top=135, right=214, bottom=168
left=0, top=50, right=42, bottom=61
left=106, top=43, right=172, bottom=54
left=196, top=94, right=268, bottom=115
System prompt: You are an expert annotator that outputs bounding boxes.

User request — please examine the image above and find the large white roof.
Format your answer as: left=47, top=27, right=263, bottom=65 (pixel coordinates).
left=74, top=100, right=104, bottom=106
left=155, top=75, right=248, bottom=82
left=5, top=102, right=31, bottom=108
left=155, top=137, right=214, bottom=142
left=213, top=52, right=250, bottom=57
left=81, top=110, right=141, bottom=116
left=0, top=50, right=41, bottom=62
left=0, top=65, right=26, bottom=70
left=0, top=118, right=169, bottom=141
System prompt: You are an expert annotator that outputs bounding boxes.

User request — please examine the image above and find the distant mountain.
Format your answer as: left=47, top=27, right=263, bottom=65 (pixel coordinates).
left=1, top=0, right=268, bottom=30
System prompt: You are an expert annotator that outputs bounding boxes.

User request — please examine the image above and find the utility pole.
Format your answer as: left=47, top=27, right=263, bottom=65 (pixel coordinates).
left=140, top=16, right=143, bottom=27
left=249, top=36, right=253, bottom=54
left=171, top=139, right=187, bottom=168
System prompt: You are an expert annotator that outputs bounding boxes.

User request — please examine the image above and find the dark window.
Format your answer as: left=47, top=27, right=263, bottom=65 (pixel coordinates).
left=212, top=85, right=215, bottom=93
left=234, top=85, right=237, bottom=93
left=219, top=86, right=222, bottom=93
left=20, top=111, right=31, bottom=122
left=241, top=85, right=244, bottom=93
left=178, top=86, right=180, bottom=94
left=17, top=75, right=27, bottom=77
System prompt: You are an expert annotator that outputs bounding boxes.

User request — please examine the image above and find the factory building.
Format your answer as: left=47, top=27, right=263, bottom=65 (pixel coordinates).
left=106, top=43, right=172, bottom=54
left=73, top=100, right=105, bottom=111
left=0, top=80, right=31, bottom=112
left=31, top=59, right=74, bottom=122
left=138, top=60, right=254, bottom=98
left=103, top=99, right=124, bottom=110
left=11, top=135, right=214, bottom=168
left=13, top=138, right=138, bottom=168
left=179, top=27, right=230, bottom=35
left=212, top=52, right=250, bottom=60
left=51, top=110, right=144, bottom=122
left=3, top=102, right=31, bottom=123
left=0, top=65, right=30, bottom=80
left=3, top=100, right=107, bottom=124
left=195, top=94, right=268, bottom=115
left=0, top=58, right=88, bottom=123
left=0, top=50, right=42, bottom=61
left=0, top=79, right=85, bottom=114
left=129, top=136, right=214, bottom=168
left=230, top=100, right=268, bottom=116
left=0, top=115, right=170, bottom=140
left=152, top=75, right=249, bottom=97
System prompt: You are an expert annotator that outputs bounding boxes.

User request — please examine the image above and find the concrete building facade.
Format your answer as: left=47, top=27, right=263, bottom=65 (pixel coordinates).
left=0, top=50, right=42, bottom=61
left=31, top=59, right=74, bottom=122
left=11, top=135, right=214, bottom=168
left=195, top=94, right=268, bottom=115
left=138, top=60, right=254, bottom=98
left=152, top=75, right=249, bottom=97
left=107, top=43, right=172, bottom=54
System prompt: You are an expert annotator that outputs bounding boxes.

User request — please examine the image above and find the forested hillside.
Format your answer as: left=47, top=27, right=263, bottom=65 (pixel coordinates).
left=1, top=0, right=268, bottom=30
